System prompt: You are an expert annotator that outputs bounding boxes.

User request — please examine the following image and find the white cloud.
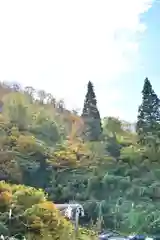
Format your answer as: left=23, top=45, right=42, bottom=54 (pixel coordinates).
left=0, top=0, right=154, bottom=118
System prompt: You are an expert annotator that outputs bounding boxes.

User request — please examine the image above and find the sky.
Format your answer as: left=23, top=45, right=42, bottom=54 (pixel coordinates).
left=0, top=0, right=159, bottom=122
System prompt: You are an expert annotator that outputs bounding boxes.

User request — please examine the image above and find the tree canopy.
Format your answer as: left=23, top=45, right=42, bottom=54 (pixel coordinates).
left=82, top=81, right=102, bottom=141
left=136, top=78, right=160, bottom=144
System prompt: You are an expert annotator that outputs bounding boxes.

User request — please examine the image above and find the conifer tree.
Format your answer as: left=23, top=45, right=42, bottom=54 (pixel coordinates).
left=82, top=81, right=102, bottom=141
left=136, top=77, right=160, bottom=144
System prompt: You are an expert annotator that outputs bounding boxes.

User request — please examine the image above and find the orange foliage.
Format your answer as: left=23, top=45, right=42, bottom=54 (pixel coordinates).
left=0, top=191, right=12, bottom=207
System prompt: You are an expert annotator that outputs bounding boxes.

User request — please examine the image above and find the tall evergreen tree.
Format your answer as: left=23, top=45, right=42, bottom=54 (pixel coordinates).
left=136, top=77, right=160, bottom=144
left=82, top=81, right=102, bottom=141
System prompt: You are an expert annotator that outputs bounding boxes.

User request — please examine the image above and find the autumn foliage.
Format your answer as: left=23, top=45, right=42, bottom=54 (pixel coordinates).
left=1, top=80, right=160, bottom=236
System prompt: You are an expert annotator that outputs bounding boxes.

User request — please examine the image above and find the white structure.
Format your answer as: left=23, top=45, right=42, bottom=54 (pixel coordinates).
left=55, top=203, right=84, bottom=232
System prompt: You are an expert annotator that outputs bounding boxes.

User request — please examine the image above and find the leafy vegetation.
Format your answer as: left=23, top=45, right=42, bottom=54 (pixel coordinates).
left=0, top=181, right=97, bottom=240
left=82, top=81, right=102, bottom=141
left=0, top=78, right=160, bottom=238
left=136, top=77, right=160, bottom=145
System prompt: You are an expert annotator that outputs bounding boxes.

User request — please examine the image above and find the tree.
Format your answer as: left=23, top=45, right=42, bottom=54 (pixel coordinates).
left=82, top=81, right=102, bottom=141
left=37, top=90, right=47, bottom=104
left=105, top=135, right=121, bottom=158
left=3, top=92, right=31, bottom=131
left=24, top=86, right=35, bottom=103
left=46, top=93, right=56, bottom=106
left=11, top=82, right=21, bottom=92
left=56, top=99, right=65, bottom=112
left=103, top=117, right=123, bottom=136
left=136, top=77, right=160, bottom=144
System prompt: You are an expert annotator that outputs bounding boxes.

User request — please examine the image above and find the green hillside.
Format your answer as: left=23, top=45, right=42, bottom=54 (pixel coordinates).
left=0, top=78, right=160, bottom=237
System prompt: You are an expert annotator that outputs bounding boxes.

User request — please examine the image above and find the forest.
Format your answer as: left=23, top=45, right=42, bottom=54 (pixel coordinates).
left=0, top=77, right=160, bottom=239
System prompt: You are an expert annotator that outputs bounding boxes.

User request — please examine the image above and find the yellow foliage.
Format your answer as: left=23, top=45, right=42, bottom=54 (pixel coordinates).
left=13, top=187, right=46, bottom=209
left=0, top=191, right=12, bottom=207
left=0, top=181, right=75, bottom=239
left=0, top=181, right=12, bottom=192
left=78, top=227, right=98, bottom=240
left=16, top=135, right=37, bottom=153
left=49, top=140, right=90, bottom=169
left=30, top=216, right=44, bottom=230
left=0, top=182, right=12, bottom=210
left=24, top=199, right=73, bottom=239
left=37, top=201, right=57, bottom=211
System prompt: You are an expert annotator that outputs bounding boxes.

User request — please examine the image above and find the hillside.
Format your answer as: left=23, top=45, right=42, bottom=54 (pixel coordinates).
left=0, top=181, right=97, bottom=239
left=0, top=79, right=160, bottom=237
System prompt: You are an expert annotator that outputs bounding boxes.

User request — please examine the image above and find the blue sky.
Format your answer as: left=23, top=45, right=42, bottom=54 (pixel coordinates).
left=0, top=0, right=159, bottom=122
left=116, top=0, right=160, bottom=122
